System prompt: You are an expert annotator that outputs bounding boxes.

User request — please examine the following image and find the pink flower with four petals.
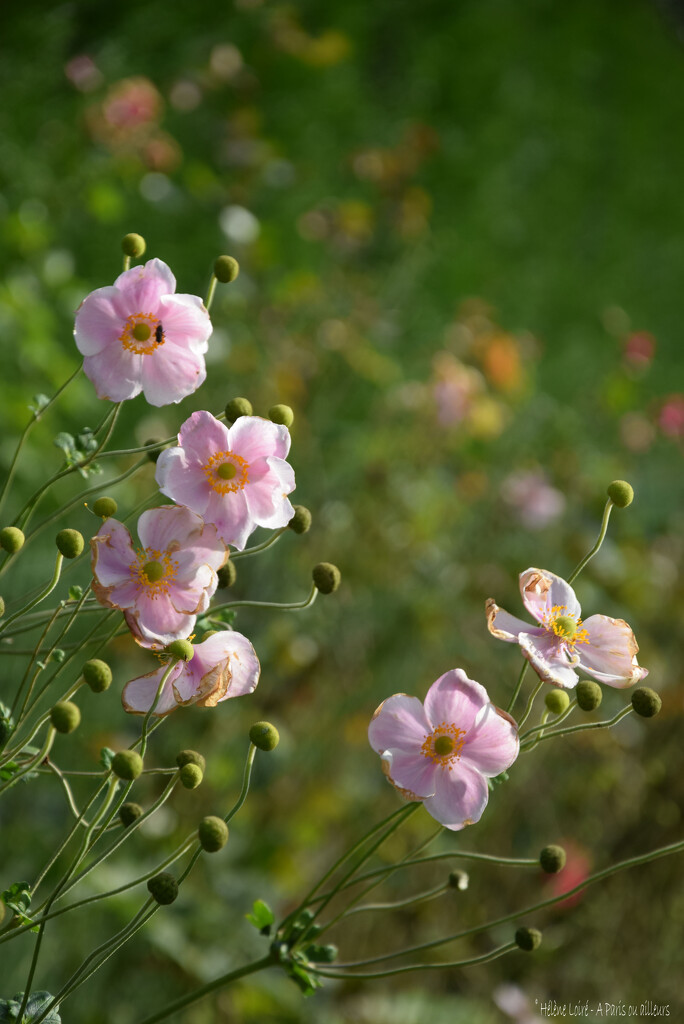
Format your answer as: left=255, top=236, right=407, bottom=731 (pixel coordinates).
left=155, top=410, right=295, bottom=550
left=122, top=630, right=260, bottom=715
left=486, top=567, right=648, bottom=689
left=91, top=505, right=227, bottom=648
left=368, top=669, right=519, bottom=831
left=74, top=258, right=211, bottom=406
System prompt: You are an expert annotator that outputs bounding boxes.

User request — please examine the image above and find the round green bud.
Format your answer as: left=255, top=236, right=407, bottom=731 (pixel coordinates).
left=198, top=815, right=229, bottom=852
left=200, top=630, right=218, bottom=642
left=217, top=560, right=237, bottom=589
left=539, top=844, right=566, bottom=874
left=249, top=721, right=280, bottom=752
left=180, top=763, right=203, bottom=789
left=119, top=802, right=144, bottom=827
left=144, top=439, right=163, bottom=464
left=82, top=658, right=112, bottom=693
left=515, top=926, right=542, bottom=952
left=50, top=700, right=81, bottom=734
left=0, top=596, right=4, bottom=617
left=306, top=943, right=338, bottom=963
left=288, top=505, right=312, bottom=535
left=122, top=233, right=146, bottom=258
left=312, top=562, right=341, bottom=595
left=112, top=750, right=143, bottom=780
left=0, top=527, right=25, bottom=554
left=164, top=639, right=194, bottom=662
left=56, top=528, right=84, bottom=559
left=225, top=397, right=253, bottom=422
left=147, top=872, right=178, bottom=906
left=631, top=687, right=662, bottom=718
left=576, top=679, right=603, bottom=712
left=545, top=689, right=570, bottom=715
left=92, top=496, right=118, bottom=518
left=268, top=404, right=294, bottom=428
left=607, top=480, right=634, bottom=508
left=214, top=254, right=240, bottom=283
left=448, top=869, right=469, bottom=891
left=176, top=749, right=206, bottom=772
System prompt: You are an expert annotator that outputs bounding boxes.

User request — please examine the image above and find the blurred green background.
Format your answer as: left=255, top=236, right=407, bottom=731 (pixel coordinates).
left=0, top=0, right=683, bottom=1020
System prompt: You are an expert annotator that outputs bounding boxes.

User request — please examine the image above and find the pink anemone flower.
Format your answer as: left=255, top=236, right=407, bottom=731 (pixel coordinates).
left=74, top=258, right=211, bottom=406
left=91, top=505, right=227, bottom=648
left=122, top=630, right=260, bottom=715
left=486, top=567, right=648, bottom=690
left=155, top=410, right=295, bottom=550
left=368, top=669, right=519, bottom=831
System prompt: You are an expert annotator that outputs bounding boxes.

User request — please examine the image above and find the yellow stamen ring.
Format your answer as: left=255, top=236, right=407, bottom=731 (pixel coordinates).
left=120, top=312, right=163, bottom=355
left=203, top=451, right=250, bottom=494
left=130, top=548, right=178, bottom=597
left=542, top=605, right=589, bottom=647
left=421, top=721, right=467, bottom=771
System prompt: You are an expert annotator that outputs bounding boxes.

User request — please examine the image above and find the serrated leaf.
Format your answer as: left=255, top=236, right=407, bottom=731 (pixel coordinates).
left=246, top=899, right=275, bottom=932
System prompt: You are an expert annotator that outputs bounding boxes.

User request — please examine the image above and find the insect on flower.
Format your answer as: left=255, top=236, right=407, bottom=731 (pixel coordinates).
left=155, top=322, right=164, bottom=344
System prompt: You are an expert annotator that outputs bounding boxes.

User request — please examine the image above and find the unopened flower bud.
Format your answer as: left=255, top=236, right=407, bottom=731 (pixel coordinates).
left=631, top=687, right=662, bottom=718
left=112, top=750, right=143, bottom=780
left=82, top=658, right=112, bottom=693
left=217, top=561, right=237, bottom=588
left=607, top=480, right=634, bottom=508
left=515, top=926, right=542, bottom=951
left=545, top=689, right=570, bottom=715
left=50, top=701, right=81, bottom=734
left=539, top=844, right=566, bottom=874
left=448, top=869, right=469, bottom=891
left=56, top=529, right=84, bottom=559
left=249, top=721, right=279, bottom=751
left=180, top=763, right=203, bottom=789
left=147, top=872, right=178, bottom=905
left=225, top=397, right=253, bottom=422
left=119, top=802, right=144, bottom=827
left=144, top=439, right=163, bottom=463
left=165, top=639, right=194, bottom=662
left=122, top=233, right=146, bottom=258
left=176, top=749, right=206, bottom=772
left=0, top=527, right=25, bottom=554
left=214, top=255, right=240, bottom=283
left=198, top=815, right=229, bottom=852
left=268, top=404, right=294, bottom=428
left=312, top=562, right=341, bottom=594
left=289, top=505, right=312, bottom=535
left=92, top=496, right=118, bottom=518
left=576, top=680, right=602, bottom=712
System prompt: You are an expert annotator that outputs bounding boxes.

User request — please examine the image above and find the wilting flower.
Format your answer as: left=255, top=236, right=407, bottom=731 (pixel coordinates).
left=91, top=505, right=226, bottom=647
left=368, top=669, right=519, bottom=831
left=155, top=411, right=295, bottom=550
left=122, top=630, right=260, bottom=715
left=486, top=568, right=648, bottom=689
left=74, top=259, right=211, bottom=406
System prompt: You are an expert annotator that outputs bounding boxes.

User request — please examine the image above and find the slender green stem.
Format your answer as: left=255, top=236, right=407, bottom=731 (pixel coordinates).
left=205, top=273, right=218, bottom=311
left=520, top=699, right=577, bottom=743
left=520, top=706, right=633, bottom=751
left=0, top=726, right=55, bottom=795
left=568, top=499, right=613, bottom=584
left=231, top=527, right=288, bottom=560
left=0, top=553, right=64, bottom=636
left=211, top=583, right=317, bottom=616
left=344, top=881, right=449, bottom=916
left=137, top=954, right=276, bottom=1024
left=31, top=777, right=112, bottom=894
left=313, top=941, right=517, bottom=980
left=506, top=660, right=529, bottom=714
left=139, top=659, right=179, bottom=758
left=9, top=600, right=64, bottom=721
left=517, top=677, right=545, bottom=730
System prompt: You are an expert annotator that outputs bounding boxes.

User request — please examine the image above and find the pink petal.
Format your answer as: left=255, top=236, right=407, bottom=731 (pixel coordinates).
left=103, top=580, right=141, bottom=609
left=83, top=346, right=142, bottom=402
left=74, top=286, right=130, bottom=356
left=423, top=669, right=489, bottom=733
left=368, top=694, right=431, bottom=754
left=578, top=615, right=649, bottom=688
left=114, top=258, right=176, bottom=310
left=244, top=473, right=293, bottom=528
left=122, top=663, right=184, bottom=716
left=205, top=489, right=254, bottom=550
left=519, top=568, right=581, bottom=623
left=176, top=410, right=232, bottom=462
left=185, top=630, right=261, bottom=706
left=228, top=416, right=291, bottom=462
left=485, top=599, right=542, bottom=642
left=157, top=293, right=212, bottom=354
left=91, top=519, right=137, bottom=587
left=464, top=704, right=519, bottom=776
left=422, top=759, right=490, bottom=831
left=518, top=630, right=579, bottom=689
left=136, top=505, right=203, bottom=554
left=125, top=591, right=196, bottom=647
left=155, top=448, right=211, bottom=513
left=381, top=749, right=437, bottom=800
left=140, top=340, right=206, bottom=407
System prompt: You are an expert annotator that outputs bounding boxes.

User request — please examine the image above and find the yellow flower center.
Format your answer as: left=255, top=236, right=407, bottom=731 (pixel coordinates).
left=543, top=605, right=589, bottom=647
left=421, top=721, right=468, bottom=772
left=130, top=548, right=178, bottom=597
left=204, top=451, right=250, bottom=494
left=120, top=312, right=164, bottom=355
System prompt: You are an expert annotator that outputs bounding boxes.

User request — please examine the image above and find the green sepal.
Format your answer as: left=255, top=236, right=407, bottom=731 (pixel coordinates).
left=246, top=899, right=275, bottom=934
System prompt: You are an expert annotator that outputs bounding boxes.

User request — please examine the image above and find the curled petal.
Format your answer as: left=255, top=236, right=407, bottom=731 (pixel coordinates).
left=578, top=615, right=648, bottom=688
left=519, top=568, right=581, bottom=624
left=485, top=598, right=544, bottom=643
left=518, top=631, right=580, bottom=689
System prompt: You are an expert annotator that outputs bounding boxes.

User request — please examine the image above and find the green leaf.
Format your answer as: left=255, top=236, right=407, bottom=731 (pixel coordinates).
left=0, top=762, right=19, bottom=782
left=246, top=899, right=275, bottom=933
left=68, top=585, right=83, bottom=601
left=99, top=747, right=115, bottom=771
left=287, top=962, right=322, bottom=997
left=28, top=394, right=50, bottom=417
left=0, top=991, right=61, bottom=1022
left=2, top=882, right=31, bottom=917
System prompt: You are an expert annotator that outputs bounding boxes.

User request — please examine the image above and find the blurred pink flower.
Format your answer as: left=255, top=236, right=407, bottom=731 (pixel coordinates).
left=102, top=76, right=161, bottom=131
left=487, top=568, right=648, bottom=689
left=74, top=258, right=211, bottom=406
left=368, top=669, right=519, bottom=831
left=431, top=352, right=483, bottom=426
left=623, top=331, right=655, bottom=369
left=548, top=840, right=591, bottom=909
left=501, top=470, right=565, bottom=530
left=658, top=394, right=684, bottom=439
left=155, top=411, right=296, bottom=550
left=91, top=505, right=226, bottom=648
left=122, top=630, right=260, bottom=715
left=64, top=55, right=102, bottom=93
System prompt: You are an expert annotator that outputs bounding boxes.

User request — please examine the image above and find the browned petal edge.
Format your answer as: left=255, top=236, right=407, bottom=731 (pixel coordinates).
left=192, top=664, right=229, bottom=708
left=370, top=692, right=412, bottom=723
left=492, top=705, right=520, bottom=733
left=485, top=598, right=512, bottom=639
left=610, top=617, right=640, bottom=657
left=520, top=567, right=551, bottom=602
left=519, top=635, right=568, bottom=688
left=381, top=756, right=421, bottom=803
